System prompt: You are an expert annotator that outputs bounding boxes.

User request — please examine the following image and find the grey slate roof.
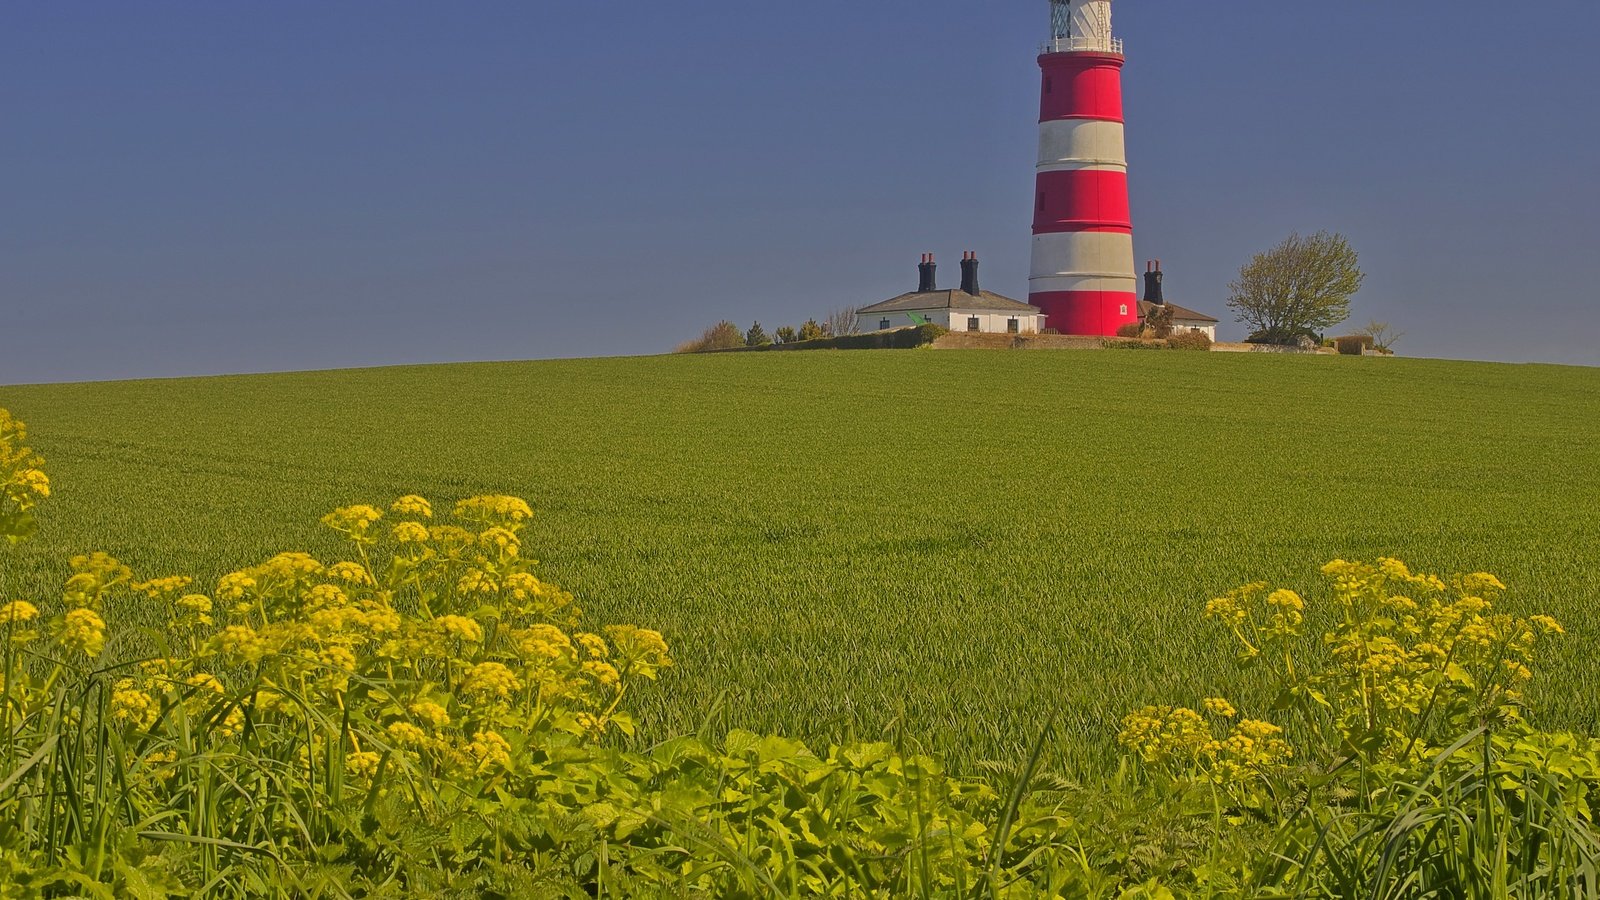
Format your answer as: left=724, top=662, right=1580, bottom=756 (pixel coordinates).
left=1138, top=299, right=1219, bottom=324
left=859, top=290, right=1041, bottom=315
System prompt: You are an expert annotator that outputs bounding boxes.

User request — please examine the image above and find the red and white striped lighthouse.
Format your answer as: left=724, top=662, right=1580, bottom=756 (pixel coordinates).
left=1029, top=0, right=1138, bottom=336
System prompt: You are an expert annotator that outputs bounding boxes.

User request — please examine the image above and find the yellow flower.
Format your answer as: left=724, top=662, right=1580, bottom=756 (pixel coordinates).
left=455, top=569, right=496, bottom=595
left=387, top=721, right=429, bottom=746
left=1529, top=615, right=1565, bottom=635
left=435, top=615, right=484, bottom=644
left=461, top=662, right=522, bottom=700
left=217, top=625, right=267, bottom=663
left=217, top=571, right=258, bottom=602
left=512, top=624, right=575, bottom=661
left=110, top=680, right=157, bottom=729
left=321, top=504, right=383, bottom=535
left=392, top=521, right=430, bottom=544
left=346, top=750, right=382, bottom=779
left=466, top=731, right=513, bottom=774
left=575, top=632, right=609, bottom=659
left=582, top=660, right=621, bottom=690
left=0, top=600, right=39, bottom=624
left=325, top=561, right=374, bottom=585
left=59, top=608, right=107, bottom=657
left=16, top=468, right=50, bottom=500
left=454, top=495, right=533, bottom=527
left=478, top=527, right=520, bottom=556
left=134, top=575, right=193, bottom=599
left=390, top=495, right=433, bottom=518
left=1203, top=697, right=1237, bottom=718
left=186, top=673, right=225, bottom=695
left=409, top=700, right=451, bottom=729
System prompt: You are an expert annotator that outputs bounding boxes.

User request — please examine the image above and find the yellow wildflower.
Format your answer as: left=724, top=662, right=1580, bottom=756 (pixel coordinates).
left=582, top=660, right=621, bottom=690
left=387, top=721, right=429, bottom=746
left=512, top=624, right=575, bottom=660
left=321, top=504, right=383, bottom=535
left=0, top=600, right=39, bottom=624
left=478, top=527, right=520, bottom=555
left=575, top=632, right=609, bottom=659
left=1203, top=697, right=1237, bottom=718
left=409, top=700, right=450, bottom=729
left=466, top=731, right=513, bottom=774
left=454, top=495, right=533, bottom=526
left=110, top=680, right=157, bottom=729
left=461, top=662, right=522, bottom=700
left=325, top=561, right=374, bottom=585
left=390, top=495, right=433, bottom=518
left=59, top=608, right=107, bottom=657
left=392, top=521, right=430, bottom=544
left=134, top=575, right=193, bottom=599
left=435, top=615, right=484, bottom=644
left=346, top=750, right=382, bottom=779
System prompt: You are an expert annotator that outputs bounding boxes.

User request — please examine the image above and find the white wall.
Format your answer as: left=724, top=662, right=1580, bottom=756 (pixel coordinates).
left=866, top=310, right=1045, bottom=335
left=1172, top=323, right=1216, bottom=340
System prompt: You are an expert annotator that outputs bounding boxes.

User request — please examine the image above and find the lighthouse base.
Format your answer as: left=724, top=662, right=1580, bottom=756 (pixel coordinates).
left=1029, top=290, right=1139, bottom=337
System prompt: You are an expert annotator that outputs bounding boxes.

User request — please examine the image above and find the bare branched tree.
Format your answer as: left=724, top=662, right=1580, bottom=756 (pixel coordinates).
left=1228, top=231, right=1365, bottom=344
left=1360, top=320, right=1404, bottom=354
left=825, top=306, right=860, bottom=338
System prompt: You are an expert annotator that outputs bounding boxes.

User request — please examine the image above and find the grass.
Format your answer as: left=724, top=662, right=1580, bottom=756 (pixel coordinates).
left=2, top=350, right=1598, bottom=773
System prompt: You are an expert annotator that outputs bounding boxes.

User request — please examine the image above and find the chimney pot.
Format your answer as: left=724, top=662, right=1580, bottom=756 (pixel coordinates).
left=917, top=253, right=937, bottom=292
left=960, top=252, right=980, bottom=296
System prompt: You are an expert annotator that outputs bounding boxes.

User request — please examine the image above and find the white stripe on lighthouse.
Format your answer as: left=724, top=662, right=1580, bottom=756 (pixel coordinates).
left=1036, top=119, right=1127, bottom=174
left=1029, top=232, right=1138, bottom=293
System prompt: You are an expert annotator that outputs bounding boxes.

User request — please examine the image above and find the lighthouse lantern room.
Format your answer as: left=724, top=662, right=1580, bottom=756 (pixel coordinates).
left=1029, top=0, right=1139, bottom=336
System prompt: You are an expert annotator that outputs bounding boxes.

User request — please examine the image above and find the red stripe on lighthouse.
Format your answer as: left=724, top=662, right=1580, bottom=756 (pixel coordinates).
left=1039, top=53, right=1125, bottom=123
left=1032, top=169, right=1132, bottom=234
left=1031, top=290, right=1139, bottom=337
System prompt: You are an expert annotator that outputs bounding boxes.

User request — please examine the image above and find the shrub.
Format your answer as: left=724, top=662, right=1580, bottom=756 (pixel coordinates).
left=798, top=318, right=827, bottom=342
left=675, top=320, right=745, bottom=353
left=744, top=321, right=771, bottom=347
left=1335, top=334, right=1373, bottom=355
left=1166, top=331, right=1213, bottom=351
left=773, top=324, right=797, bottom=345
left=1115, top=322, right=1144, bottom=339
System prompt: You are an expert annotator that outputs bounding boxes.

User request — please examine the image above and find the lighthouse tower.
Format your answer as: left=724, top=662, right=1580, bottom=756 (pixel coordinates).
left=1029, top=0, right=1138, bottom=336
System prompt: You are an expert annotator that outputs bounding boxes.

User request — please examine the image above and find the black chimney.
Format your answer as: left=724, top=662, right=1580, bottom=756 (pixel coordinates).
left=959, top=251, right=981, bottom=295
left=1142, top=260, right=1165, bottom=305
left=917, top=253, right=937, bottom=292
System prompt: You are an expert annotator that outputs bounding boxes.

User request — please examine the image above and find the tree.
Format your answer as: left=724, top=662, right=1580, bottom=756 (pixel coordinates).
left=1142, top=304, right=1173, bottom=339
left=1360, top=320, right=1404, bottom=354
left=674, top=320, right=745, bottom=353
left=798, top=319, right=827, bottom=342
left=1228, top=231, right=1364, bottom=345
left=774, top=325, right=798, bottom=345
left=825, top=306, right=860, bottom=338
left=745, top=321, right=771, bottom=347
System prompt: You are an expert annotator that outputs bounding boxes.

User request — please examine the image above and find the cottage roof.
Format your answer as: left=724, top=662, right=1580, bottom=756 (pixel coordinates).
left=860, top=290, right=1041, bottom=316
left=1138, top=299, right=1219, bottom=325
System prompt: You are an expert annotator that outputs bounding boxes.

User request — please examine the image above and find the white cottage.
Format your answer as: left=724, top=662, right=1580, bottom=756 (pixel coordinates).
left=1137, top=261, right=1219, bottom=340
left=859, top=253, right=1045, bottom=335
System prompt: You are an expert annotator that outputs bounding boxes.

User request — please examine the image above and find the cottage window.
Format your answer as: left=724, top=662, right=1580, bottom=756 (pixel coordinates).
left=880, top=318, right=891, bottom=330
left=967, top=317, right=980, bottom=332
left=1007, top=318, right=1020, bottom=334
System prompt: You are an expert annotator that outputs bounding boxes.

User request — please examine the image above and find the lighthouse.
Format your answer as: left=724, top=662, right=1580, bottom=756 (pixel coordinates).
left=1029, top=0, right=1138, bottom=336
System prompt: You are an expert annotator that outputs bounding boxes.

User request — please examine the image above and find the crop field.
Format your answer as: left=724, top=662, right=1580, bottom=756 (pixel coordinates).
left=3, top=350, right=1598, bottom=773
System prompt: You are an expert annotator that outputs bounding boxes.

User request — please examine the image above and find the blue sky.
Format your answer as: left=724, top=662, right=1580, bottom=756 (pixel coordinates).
left=4, top=0, right=1598, bottom=383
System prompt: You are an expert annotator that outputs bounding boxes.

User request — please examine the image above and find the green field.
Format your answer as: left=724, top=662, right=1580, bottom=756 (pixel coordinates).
left=3, top=351, right=1598, bottom=772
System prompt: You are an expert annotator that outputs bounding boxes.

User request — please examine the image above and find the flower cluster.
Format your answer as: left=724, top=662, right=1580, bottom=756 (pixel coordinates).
left=1118, top=702, right=1293, bottom=789
left=0, top=409, right=49, bottom=544
left=1198, top=558, right=1564, bottom=765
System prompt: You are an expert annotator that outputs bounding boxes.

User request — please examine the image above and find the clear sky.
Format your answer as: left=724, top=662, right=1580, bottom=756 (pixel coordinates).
left=4, top=0, right=1598, bottom=383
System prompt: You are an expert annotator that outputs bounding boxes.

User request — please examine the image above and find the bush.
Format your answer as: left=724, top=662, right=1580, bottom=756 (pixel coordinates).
left=1166, top=330, right=1213, bottom=351
left=1335, top=334, right=1374, bottom=355
left=744, top=321, right=771, bottom=347
left=675, top=320, right=745, bottom=353
left=1115, top=323, right=1144, bottom=339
